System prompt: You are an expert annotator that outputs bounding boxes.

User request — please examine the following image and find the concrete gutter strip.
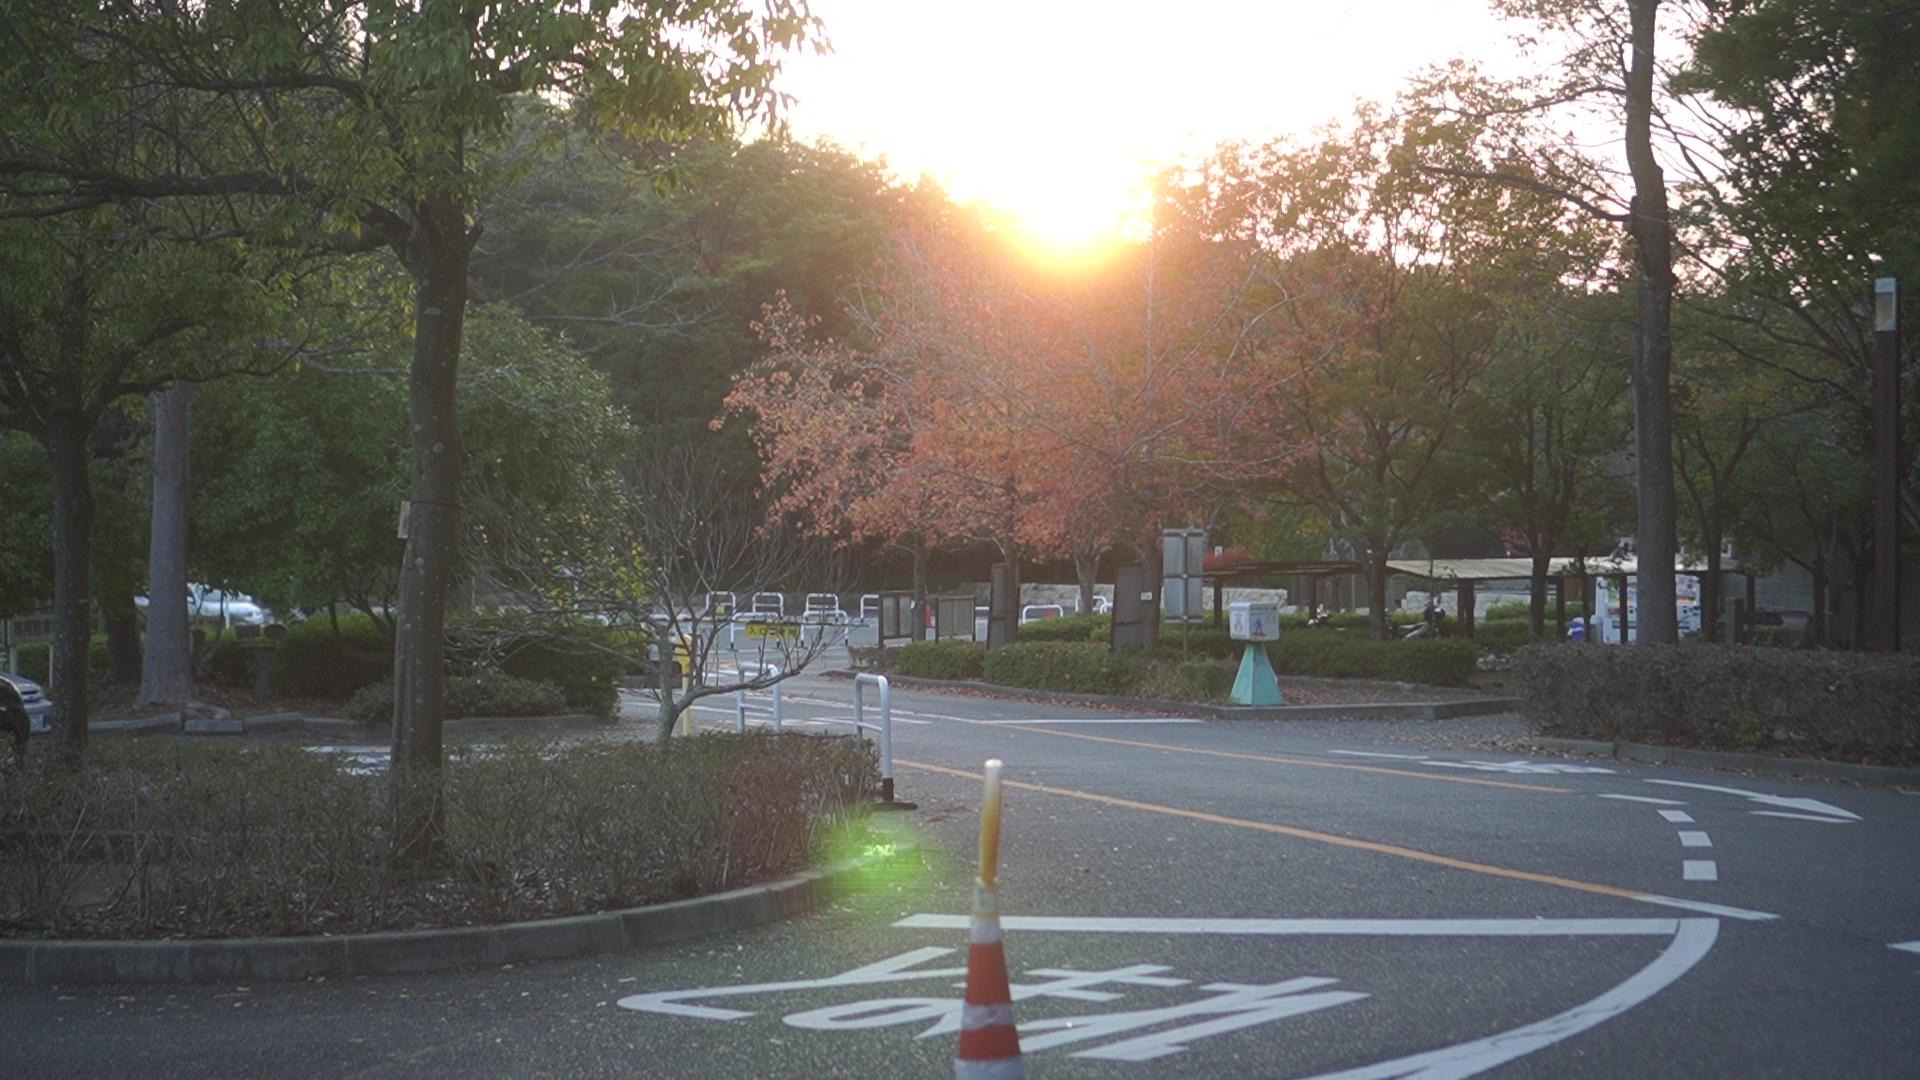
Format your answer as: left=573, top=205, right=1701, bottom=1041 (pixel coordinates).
left=1527, top=736, right=1920, bottom=789
left=0, top=844, right=913, bottom=987
left=871, top=673, right=1514, bottom=721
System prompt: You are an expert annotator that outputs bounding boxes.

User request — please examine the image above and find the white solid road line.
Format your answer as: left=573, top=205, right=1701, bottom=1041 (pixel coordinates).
left=1677, top=831, right=1713, bottom=848
left=1750, top=810, right=1855, bottom=824
left=1299, top=920, right=1720, bottom=1080
left=1683, top=860, right=1718, bottom=882
left=1328, top=750, right=1431, bottom=760
left=1891, top=941, right=1920, bottom=955
left=1658, top=810, right=1695, bottom=823
left=1597, top=794, right=1689, bottom=806
left=1645, top=779, right=1859, bottom=821
left=891, top=915, right=1690, bottom=936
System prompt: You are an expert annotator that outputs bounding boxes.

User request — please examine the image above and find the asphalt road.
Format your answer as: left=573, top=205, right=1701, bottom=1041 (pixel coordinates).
left=6, top=669, right=1918, bottom=1078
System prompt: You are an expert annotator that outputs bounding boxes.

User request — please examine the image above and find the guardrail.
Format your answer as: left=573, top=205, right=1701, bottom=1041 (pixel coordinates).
left=852, top=673, right=911, bottom=809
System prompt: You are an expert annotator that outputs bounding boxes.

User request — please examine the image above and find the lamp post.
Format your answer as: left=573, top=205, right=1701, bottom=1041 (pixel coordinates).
left=1871, top=277, right=1901, bottom=652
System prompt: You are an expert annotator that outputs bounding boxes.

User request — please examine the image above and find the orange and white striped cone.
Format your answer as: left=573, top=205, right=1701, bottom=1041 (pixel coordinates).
left=956, top=760, right=1024, bottom=1080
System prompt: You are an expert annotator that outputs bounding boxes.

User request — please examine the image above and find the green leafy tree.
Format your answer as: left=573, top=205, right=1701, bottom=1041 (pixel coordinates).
left=0, top=0, right=818, bottom=842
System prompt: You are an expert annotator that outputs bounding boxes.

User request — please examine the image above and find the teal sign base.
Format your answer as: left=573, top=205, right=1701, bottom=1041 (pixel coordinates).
left=1231, top=642, right=1285, bottom=706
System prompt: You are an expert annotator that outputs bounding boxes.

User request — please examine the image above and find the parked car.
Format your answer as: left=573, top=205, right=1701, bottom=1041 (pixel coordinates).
left=135, top=584, right=271, bottom=626
left=1, top=672, right=53, bottom=734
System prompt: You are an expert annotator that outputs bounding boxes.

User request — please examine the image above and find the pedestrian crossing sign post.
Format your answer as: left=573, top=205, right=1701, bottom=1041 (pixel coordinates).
left=1228, top=601, right=1283, bottom=706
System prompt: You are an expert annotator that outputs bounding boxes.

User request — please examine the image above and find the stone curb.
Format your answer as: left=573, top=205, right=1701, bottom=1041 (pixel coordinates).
left=1525, top=736, right=1920, bottom=789
left=0, top=841, right=918, bottom=987
left=865, top=673, right=1516, bottom=722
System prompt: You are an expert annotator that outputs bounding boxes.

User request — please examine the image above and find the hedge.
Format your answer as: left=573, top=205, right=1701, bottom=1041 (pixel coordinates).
left=1513, top=644, right=1920, bottom=765
left=893, top=640, right=987, bottom=680
left=1269, top=630, right=1478, bottom=687
left=1, top=733, right=876, bottom=938
left=344, top=668, right=568, bottom=724
left=981, top=642, right=1137, bottom=694
left=9, top=637, right=110, bottom=685
left=1014, top=613, right=1109, bottom=643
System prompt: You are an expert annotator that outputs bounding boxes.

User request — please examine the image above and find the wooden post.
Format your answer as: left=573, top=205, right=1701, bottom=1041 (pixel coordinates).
left=1304, top=575, right=1320, bottom=618
left=1614, top=574, right=1631, bottom=643
left=1213, top=578, right=1224, bottom=628
left=1555, top=576, right=1568, bottom=639
left=1457, top=581, right=1476, bottom=639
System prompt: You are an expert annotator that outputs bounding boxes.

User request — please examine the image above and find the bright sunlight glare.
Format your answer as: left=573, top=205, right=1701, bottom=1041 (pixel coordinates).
left=779, top=0, right=1523, bottom=269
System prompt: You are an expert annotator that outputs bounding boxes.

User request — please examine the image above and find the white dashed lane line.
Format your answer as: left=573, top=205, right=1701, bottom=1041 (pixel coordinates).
left=1658, top=810, right=1695, bottom=824
left=1683, top=861, right=1719, bottom=882
left=1677, top=831, right=1713, bottom=849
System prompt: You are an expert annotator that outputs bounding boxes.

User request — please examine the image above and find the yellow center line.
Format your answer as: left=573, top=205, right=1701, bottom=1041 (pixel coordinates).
left=956, top=724, right=1573, bottom=794
left=896, top=758, right=1661, bottom=910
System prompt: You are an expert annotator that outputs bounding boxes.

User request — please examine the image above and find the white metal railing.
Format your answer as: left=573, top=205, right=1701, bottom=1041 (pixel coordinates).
left=1020, top=604, right=1066, bottom=624
left=859, top=593, right=880, bottom=624
left=852, top=673, right=896, bottom=804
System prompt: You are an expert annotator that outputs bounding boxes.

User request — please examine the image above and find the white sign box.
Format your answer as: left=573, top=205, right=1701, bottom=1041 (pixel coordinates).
left=1229, top=602, right=1282, bottom=642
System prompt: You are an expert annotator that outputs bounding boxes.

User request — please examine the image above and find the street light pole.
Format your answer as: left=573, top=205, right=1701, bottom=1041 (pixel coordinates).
left=1871, top=276, right=1901, bottom=652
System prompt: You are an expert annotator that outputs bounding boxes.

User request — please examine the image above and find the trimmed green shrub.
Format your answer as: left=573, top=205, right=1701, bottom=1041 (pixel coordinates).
left=1483, top=599, right=1590, bottom=623
left=494, top=638, right=625, bottom=718
left=10, top=636, right=109, bottom=684
left=1133, top=659, right=1237, bottom=702
left=1269, top=630, right=1478, bottom=687
left=265, top=613, right=391, bottom=699
left=982, top=642, right=1137, bottom=694
left=894, top=640, right=988, bottom=680
left=1513, top=644, right=1920, bottom=765
left=0, top=733, right=875, bottom=937
left=1470, top=620, right=1532, bottom=651
left=1015, top=613, right=1109, bottom=642
left=346, top=668, right=566, bottom=723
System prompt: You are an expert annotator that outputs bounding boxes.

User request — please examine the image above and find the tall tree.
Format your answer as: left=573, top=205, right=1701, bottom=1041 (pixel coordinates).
left=0, top=1, right=817, bottom=842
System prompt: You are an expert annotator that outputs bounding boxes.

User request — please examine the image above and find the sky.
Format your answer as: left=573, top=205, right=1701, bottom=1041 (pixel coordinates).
left=775, top=0, right=1525, bottom=265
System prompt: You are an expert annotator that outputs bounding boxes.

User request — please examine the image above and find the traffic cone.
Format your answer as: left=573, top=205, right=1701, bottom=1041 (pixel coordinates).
left=955, top=760, right=1024, bottom=1080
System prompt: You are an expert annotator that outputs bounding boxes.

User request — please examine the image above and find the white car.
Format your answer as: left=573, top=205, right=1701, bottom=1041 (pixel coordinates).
left=135, top=585, right=270, bottom=626
left=2, top=672, right=53, bottom=733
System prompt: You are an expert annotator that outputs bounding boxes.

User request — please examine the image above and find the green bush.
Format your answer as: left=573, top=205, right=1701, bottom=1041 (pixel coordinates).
left=893, top=640, right=988, bottom=680
left=1513, top=644, right=1920, bottom=765
left=453, top=617, right=628, bottom=717
left=982, top=642, right=1137, bottom=694
left=1269, top=630, right=1478, bottom=687
left=263, top=613, right=391, bottom=699
left=1482, top=600, right=1530, bottom=622
left=346, top=668, right=567, bottom=723
left=9, top=636, right=109, bottom=684
left=1015, top=613, right=1109, bottom=642
left=0, top=733, right=876, bottom=938
left=1470, top=620, right=1533, bottom=651
left=1133, top=659, right=1237, bottom=702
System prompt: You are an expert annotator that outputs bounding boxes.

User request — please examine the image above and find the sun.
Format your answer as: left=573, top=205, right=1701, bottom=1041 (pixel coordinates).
left=957, top=155, right=1147, bottom=273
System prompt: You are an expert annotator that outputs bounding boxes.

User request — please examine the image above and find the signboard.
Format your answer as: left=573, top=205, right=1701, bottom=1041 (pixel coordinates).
left=1161, top=527, right=1209, bottom=626
left=1594, top=576, right=1703, bottom=644
left=1229, top=601, right=1281, bottom=641
left=877, top=591, right=914, bottom=643
left=935, top=595, right=975, bottom=640
left=743, top=621, right=801, bottom=642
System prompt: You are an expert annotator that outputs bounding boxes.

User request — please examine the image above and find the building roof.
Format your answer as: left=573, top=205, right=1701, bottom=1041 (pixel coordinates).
left=1385, top=556, right=1743, bottom=582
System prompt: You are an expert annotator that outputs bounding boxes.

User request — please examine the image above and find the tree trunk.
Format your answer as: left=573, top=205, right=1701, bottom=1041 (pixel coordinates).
left=1625, top=0, right=1679, bottom=646
left=1528, top=548, right=1552, bottom=642
left=909, top=539, right=928, bottom=642
left=1074, top=547, right=1098, bottom=616
left=139, top=381, right=197, bottom=707
left=101, top=595, right=141, bottom=685
left=654, top=645, right=680, bottom=745
left=389, top=200, right=472, bottom=863
left=45, top=412, right=95, bottom=760
left=1700, top=541, right=1723, bottom=644
left=1366, top=550, right=1391, bottom=641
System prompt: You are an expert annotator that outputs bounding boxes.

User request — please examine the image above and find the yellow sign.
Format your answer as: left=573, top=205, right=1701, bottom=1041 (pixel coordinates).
left=743, top=621, right=801, bottom=642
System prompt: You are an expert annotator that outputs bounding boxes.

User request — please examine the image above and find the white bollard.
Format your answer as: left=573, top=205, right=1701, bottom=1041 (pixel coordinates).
left=738, top=662, right=783, bottom=733
left=853, top=672, right=897, bottom=805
